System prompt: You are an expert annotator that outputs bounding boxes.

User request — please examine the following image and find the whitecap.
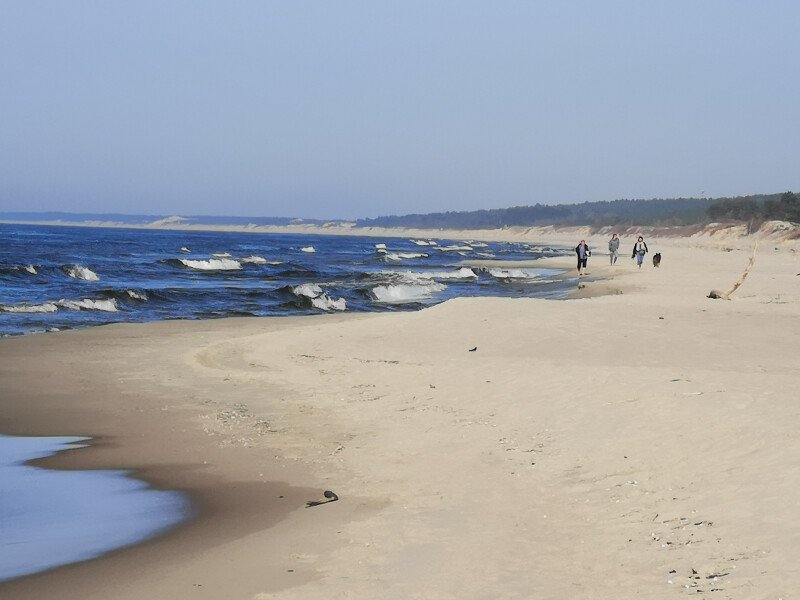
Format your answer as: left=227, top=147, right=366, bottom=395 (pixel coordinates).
left=56, top=298, right=119, bottom=312
left=375, top=243, right=387, bottom=250
left=310, top=295, right=347, bottom=311
left=212, top=252, right=232, bottom=258
left=301, top=246, right=316, bottom=253
left=180, top=247, right=191, bottom=253
left=241, top=255, right=268, bottom=264
left=292, top=283, right=323, bottom=298
left=384, top=252, right=429, bottom=261
left=410, top=239, right=430, bottom=246
left=0, top=302, right=59, bottom=314
left=125, top=290, right=148, bottom=301
left=179, top=258, right=242, bottom=271
left=292, top=283, right=346, bottom=311
left=488, top=268, right=534, bottom=279
left=24, top=265, right=37, bottom=275
left=64, top=265, right=100, bottom=281
left=385, top=268, right=477, bottom=283
left=435, top=245, right=473, bottom=252
left=371, top=282, right=446, bottom=304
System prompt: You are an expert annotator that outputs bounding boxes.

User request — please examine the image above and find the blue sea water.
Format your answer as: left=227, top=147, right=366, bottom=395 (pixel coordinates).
left=0, top=434, right=188, bottom=582
left=0, top=223, right=571, bottom=336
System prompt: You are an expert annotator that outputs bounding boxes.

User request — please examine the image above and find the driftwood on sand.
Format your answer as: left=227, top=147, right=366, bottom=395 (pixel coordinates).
left=708, top=242, right=758, bottom=300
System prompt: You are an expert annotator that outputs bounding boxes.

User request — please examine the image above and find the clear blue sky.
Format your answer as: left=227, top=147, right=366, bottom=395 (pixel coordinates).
left=1, top=1, right=798, bottom=219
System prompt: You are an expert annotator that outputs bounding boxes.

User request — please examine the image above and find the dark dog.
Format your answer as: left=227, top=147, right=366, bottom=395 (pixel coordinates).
left=652, top=252, right=662, bottom=267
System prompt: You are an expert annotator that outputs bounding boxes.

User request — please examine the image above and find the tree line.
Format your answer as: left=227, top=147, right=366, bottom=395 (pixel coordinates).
left=706, top=191, right=799, bottom=225
left=357, top=192, right=798, bottom=230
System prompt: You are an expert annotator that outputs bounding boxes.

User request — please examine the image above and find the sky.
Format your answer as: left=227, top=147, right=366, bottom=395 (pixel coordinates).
left=1, top=1, right=799, bottom=219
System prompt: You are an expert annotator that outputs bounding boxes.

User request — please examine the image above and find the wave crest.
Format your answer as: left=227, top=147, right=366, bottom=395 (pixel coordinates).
left=63, top=265, right=100, bottom=281
left=179, top=258, right=242, bottom=271
left=371, top=282, right=446, bottom=304
left=291, top=283, right=346, bottom=311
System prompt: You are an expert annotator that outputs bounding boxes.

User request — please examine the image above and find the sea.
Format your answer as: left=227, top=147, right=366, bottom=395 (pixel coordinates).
left=0, top=223, right=571, bottom=582
left=0, top=223, right=572, bottom=336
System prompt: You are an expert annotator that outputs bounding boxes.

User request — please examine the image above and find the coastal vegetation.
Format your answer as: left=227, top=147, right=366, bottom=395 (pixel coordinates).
left=358, top=192, right=796, bottom=230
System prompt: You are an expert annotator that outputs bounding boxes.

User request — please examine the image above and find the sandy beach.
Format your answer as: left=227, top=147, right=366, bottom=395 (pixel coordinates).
left=2, top=231, right=799, bottom=599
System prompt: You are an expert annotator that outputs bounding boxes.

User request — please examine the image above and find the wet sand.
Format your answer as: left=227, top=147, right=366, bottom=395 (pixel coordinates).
left=2, top=237, right=799, bottom=598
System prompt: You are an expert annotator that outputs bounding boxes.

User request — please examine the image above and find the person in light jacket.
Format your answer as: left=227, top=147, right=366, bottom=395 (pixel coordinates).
left=608, top=233, right=620, bottom=265
left=631, top=236, right=648, bottom=269
left=575, top=240, right=590, bottom=275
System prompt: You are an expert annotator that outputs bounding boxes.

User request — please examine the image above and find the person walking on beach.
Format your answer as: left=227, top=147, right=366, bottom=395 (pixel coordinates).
left=575, top=240, right=590, bottom=275
left=631, top=236, right=648, bottom=269
left=608, top=233, right=620, bottom=265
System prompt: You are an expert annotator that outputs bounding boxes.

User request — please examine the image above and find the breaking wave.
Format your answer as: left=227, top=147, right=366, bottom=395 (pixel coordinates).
left=241, top=255, right=268, bottom=264
left=384, top=268, right=477, bottom=283
left=0, top=302, right=59, bottom=313
left=56, top=298, right=119, bottom=312
left=178, top=258, right=242, bottom=271
left=435, top=244, right=473, bottom=252
left=125, top=289, right=148, bottom=301
left=63, top=265, right=100, bottom=281
left=291, top=283, right=346, bottom=311
left=1, top=298, right=119, bottom=313
left=383, top=252, right=429, bottom=261
left=488, top=268, right=534, bottom=279
left=371, top=282, right=446, bottom=304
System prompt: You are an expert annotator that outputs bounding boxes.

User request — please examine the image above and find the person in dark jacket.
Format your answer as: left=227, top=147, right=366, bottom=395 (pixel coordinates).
left=631, top=236, right=648, bottom=269
left=575, top=240, right=590, bottom=275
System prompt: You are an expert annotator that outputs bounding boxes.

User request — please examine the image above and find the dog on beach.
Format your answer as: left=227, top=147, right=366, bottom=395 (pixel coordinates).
left=652, top=252, right=662, bottom=267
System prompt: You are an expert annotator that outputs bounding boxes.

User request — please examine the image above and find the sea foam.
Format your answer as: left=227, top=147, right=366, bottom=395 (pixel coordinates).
left=1, top=298, right=119, bottom=313
left=385, top=267, right=477, bottom=282
left=0, top=302, right=59, bottom=313
left=241, top=255, right=268, bottom=264
left=179, top=258, right=242, bottom=271
left=371, top=282, right=446, bottom=304
left=435, top=245, right=473, bottom=252
left=56, top=298, right=119, bottom=312
left=63, top=265, right=100, bottom=281
left=383, top=252, right=429, bottom=261
left=125, top=290, right=148, bottom=301
left=292, top=283, right=346, bottom=311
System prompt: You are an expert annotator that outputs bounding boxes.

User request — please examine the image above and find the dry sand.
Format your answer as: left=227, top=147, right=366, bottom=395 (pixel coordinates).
left=2, top=234, right=799, bottom=599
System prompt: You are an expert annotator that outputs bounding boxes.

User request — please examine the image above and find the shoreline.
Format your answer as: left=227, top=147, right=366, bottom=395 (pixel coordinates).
left=2, top=239, right=799, bottom=598
left=2, top=217, right=799, bottom=251
left=0, top=317, right=349, bottom=599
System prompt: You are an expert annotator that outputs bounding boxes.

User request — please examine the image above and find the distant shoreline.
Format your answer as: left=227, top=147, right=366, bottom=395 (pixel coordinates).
left=2, top=217, right=798, bottom=249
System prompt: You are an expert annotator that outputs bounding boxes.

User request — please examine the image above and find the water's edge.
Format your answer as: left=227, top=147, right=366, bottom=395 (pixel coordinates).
left=0, top=434, right=191, bottom=582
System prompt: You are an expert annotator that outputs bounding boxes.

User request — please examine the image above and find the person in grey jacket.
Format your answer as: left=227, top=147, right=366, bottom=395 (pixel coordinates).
left=608, top=233, right=620, bottom=265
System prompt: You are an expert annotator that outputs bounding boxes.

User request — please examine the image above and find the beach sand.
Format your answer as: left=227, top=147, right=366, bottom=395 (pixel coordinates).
left=2, top=235, right=799, bottom=599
